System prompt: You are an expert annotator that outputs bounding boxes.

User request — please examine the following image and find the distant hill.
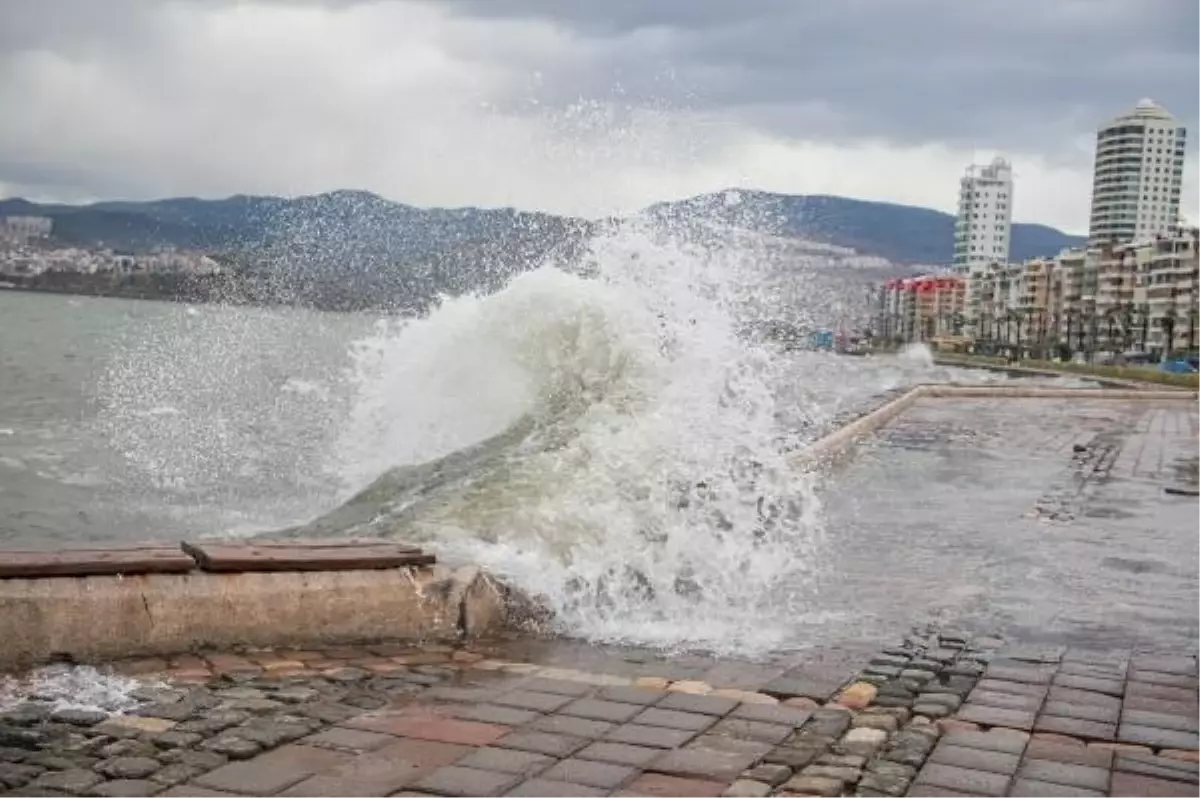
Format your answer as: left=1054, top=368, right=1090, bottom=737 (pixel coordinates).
left=644, top=190, right=1084, bottom=264
left=0, top=189, right=1084, bottom=310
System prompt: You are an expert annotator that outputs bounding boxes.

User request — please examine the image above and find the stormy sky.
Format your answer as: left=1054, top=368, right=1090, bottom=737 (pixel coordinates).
left=0, top=0, right=1196, bottom=233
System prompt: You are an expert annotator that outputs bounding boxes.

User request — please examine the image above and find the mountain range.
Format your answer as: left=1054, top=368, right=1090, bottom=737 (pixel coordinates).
left=0, top=189, right=1084, bottom=310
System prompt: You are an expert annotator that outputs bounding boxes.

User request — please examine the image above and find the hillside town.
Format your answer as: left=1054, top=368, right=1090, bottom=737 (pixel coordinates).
left=871, top=99, right=1199, bottom=364
left=0, top=216, right=223, bottom=279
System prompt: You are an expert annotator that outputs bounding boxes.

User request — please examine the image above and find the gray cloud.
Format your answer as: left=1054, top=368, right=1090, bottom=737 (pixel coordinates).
left=441, top=0, right=1198, bottom=150
left=0, top=0, right=1196, bottom=231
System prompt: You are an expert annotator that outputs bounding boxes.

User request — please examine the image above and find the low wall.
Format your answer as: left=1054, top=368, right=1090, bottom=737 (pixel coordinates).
left=794, top=383, right=1197, bottom=470
left=0, top=562, right=516, bottom=671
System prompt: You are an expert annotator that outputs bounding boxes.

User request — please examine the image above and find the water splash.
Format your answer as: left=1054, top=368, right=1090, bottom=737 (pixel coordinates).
left=898, top=342, right=935, bottom=368
left=296, top=218, right=841, bottom=654
left=0, top=664, right=144, bottom=715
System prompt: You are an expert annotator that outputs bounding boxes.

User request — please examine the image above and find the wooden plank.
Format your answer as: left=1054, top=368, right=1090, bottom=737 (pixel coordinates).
left=0, top=546, right=195, bottom=579
left=180, top=540, right=435, bottom=573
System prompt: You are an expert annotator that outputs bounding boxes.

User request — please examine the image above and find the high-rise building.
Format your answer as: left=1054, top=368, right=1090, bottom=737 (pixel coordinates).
left=1087, top=99, right=1187, bottom=245
left=952, top=157, right=1013, bottom=271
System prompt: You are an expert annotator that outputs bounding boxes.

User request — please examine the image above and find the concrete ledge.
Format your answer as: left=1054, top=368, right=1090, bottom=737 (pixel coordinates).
left=795, top=386, right=925, bottom=469
left=795, top=383, right=1196, bottom=470
left=933, top=356, right=1195, bottom=390
left=919, top=385, right=1193, bottom=400
left=0, top=563, right=514, bottom=670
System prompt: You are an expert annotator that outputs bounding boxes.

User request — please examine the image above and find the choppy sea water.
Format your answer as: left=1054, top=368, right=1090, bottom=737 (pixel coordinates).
left=4, top=220, right=1185, bottom=659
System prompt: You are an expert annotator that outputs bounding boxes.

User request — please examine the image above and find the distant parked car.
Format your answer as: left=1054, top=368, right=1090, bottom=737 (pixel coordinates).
left=1160, top=355, right=1199, bottom=374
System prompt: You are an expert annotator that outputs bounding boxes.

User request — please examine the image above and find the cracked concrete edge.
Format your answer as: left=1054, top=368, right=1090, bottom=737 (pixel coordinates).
left=0, top=563, right=530, bottom=671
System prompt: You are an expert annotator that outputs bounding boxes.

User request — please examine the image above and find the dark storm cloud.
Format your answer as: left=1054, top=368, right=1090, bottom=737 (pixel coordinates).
left=443, top=0, right=1199, bottom=151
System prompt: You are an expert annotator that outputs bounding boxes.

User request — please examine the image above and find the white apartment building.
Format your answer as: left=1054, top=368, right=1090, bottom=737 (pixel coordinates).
left=0, top=215, right=52, bottom=241
left=952, top=157, right=1014, bottom=271
left=1087, top=99, right=1187, bottom=245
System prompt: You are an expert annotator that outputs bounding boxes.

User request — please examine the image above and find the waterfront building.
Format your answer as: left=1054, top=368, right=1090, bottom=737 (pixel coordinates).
left=1087, top=99, right=1187, bottom=245
left=952, top=157, right=1013, bottom=271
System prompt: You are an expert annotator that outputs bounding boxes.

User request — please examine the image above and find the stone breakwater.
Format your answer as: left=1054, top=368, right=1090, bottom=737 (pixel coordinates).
left=0, top=631, right=1194, bottom=797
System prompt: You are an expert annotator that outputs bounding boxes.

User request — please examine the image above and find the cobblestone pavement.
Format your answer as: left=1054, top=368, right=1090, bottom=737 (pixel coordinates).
left=814, top=398, right=1199, bottom=652
left=0, top=632, right=1195, bottom=797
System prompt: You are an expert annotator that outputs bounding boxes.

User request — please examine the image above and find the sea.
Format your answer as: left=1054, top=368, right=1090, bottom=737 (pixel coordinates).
left=2, top=220, right=1194, bottom=665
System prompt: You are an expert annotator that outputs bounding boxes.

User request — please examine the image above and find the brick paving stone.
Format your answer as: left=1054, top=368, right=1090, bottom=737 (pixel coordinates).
left=626, top=772, right=727, bottom=797
left=606, top=724, right=697, bottom=749
left=956, top=704, right=1036, bottom=731
left=159, top=786, right=240, bottom=796
left=527, top=714, right=613, bottom=739
left=983, top=665, right=1054, bottom=685
left=455, top=747, right=554, bottom=777
left=1122, top=709, right=1200, bottom=733
left=1114, top=752, right=1200, bottom=785
left=685, top=734, right=773, bottom=759
left=293, top=737, right=470, bottom=796
left=1008, top=778, right=1104, bottom=796
left=973, top=679, right=1048, bottom=699
left=1047, top=687, right=1122, bottom=710
left=506, top=777, right=607, bottom=796
left=649, top=747, right=758, bottom=783
left=353, top=714, right=510, bottom=747
left=1111, top=771, right=1198, bottom=796
left=539, top=757, right=637, bottom=789
left=1041, top=700, right=1120, bottom=724
left=92, top=779, right=162, bottom=797
left=195, top=753, right=337, bottom=795
left=1016, top=760, right=1109, bottom=792
left=1128, top=671, right=1200, bottom=690
left=656, top=693, right=738, bottom=716
left=490, top=691, right=574, bottom=713
left=414, top=765, right=521, bottom=796
left=303, top=728, right=396, bottom=752
left=902, top=784, right=971, bottom=796
left=1118, top=724, right=1200, bottom=750
left=911, top=763, right=1010, bottom=796
left=1051, top=673, right=1125, bottom=696
left=576, top=741, right=661, bottom=767
left=596, top=686, right=666, bottom=705
left=1129, top=656, right=1198, bottom=676
left=493, top=731, right=589, bottom=758
left=707, top=718, right=792, bottom=745
left=456, top=705, right=542, bottom=726
left=1124, top=695, right=1200, bottom=716
left=966, top=690, right=1044, bottom=712
left=1059, top=662, right=1127, bottom=680
left=761, top=675, right=843, bottom=702
left=635, top=708, right=719, bottom=732
left=1033, top=715, right=1116, bottom=742
left=941, top=730, right=1029, bottom=755
left=779, top=774, right=845, bottom=796
left=927, top=744, right=1020, bottom=774
left=519, top=678, right=594, bottom=696
left=729, top=703, right=811, bottom=727
left=1125, top=682, right=1200, bottom=704
left=1025, top=739, right=1112, bottom=768
left=559, top=699, right=644, bottom=724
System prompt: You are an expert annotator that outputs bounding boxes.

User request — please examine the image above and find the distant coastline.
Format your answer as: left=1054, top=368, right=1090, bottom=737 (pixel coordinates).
left=0, top=271, right=262, bottom=308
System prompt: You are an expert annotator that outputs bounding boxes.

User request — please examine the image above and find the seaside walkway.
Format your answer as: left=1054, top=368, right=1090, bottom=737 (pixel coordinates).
left=0, top=384, right=1195, bottom=797
left=0, top=635, right=1195, bottom=797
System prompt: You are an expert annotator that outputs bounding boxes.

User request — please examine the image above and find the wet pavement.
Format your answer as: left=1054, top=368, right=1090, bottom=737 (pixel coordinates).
left=0, top=634, right=1195, bottom=797
left=813, top=397, right=1199, bottom=653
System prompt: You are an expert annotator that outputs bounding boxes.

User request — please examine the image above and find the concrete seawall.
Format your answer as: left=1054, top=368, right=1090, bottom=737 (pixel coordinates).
left=0, top=560, right=520, bottom=671
left=795, top=383, right=1197, bottom=469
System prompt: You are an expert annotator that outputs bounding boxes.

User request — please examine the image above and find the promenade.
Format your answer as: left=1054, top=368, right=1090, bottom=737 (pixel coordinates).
left=0, top=635, right=1195, bottom=797
left=0, top=385, right=1195, bottom=797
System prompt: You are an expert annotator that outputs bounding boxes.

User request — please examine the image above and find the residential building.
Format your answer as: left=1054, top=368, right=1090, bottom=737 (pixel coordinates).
left=878, top=275, right=966, bottom=342
left=0, top=215, right=52, bottom=242
left=1087, top=99, right=1187, bottom=245
left=874, top=229, right=1198, bottom=358
left=952, top=157, right=1013, bottom=271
